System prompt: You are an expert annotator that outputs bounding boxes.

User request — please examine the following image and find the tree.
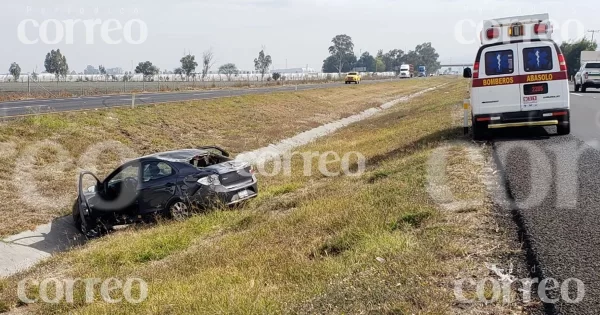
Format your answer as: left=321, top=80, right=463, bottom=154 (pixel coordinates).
left=356, top=52, right=376, bottom=72
left=381, top=49, right=405, bottom=73
left=413, top=42, right=441, bottom=73
left=272, top=72, right=281, bottom=81
left=561, top=38, right=598, bottom=77
left=9, top=62, right=21, bottom=81
left=180, top=54, right=198, bottom=81
left=174, top=68, right=185, bottom=80
left=84, top=65, right=99, bottom=75
left=44, top=49, right=69, bottom=80
left=375, top=58, right=386, bottom=72
left=327, top=34, right=355, bottom=74
left=135, top=61, right=159, bottom=81
left=99, top=65, right=108, bottom=80
left=218, top=63, right=239, bottom=81
left=322, top=54, right=357, bottom=73
left=254, top=50, right=272, bottom=80
left=201, top=50, right=215, bottom=81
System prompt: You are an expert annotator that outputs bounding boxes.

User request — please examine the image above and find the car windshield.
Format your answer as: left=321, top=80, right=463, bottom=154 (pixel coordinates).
left=586, top=63, right=600, bottom=69
left=348, top=73, right=357, bottom=75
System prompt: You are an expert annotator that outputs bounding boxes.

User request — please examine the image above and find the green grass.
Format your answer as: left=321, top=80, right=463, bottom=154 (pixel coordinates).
left=0, top=77, right=452, bottom=237
left=0, top=80, right=498, bottom=315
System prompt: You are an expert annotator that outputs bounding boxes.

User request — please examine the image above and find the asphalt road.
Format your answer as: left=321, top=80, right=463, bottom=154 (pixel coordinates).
left=0, top=79, right=394, bottom=118
left=491, top=89, right=600, bottom=314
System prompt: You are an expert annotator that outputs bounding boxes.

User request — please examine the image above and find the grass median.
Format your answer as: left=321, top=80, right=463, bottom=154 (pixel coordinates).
left=0, top=77, right=451, bottom=237
left=0, top=79, right=521, bottom=314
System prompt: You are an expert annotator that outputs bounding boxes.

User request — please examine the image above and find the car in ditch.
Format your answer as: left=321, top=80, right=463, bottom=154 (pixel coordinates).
left=74, top=146, right=258, bottom=237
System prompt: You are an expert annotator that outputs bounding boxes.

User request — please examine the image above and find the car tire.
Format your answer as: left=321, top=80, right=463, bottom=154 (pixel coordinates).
left=575, top=84, right=580, bottom=92
left=168, top=200, right=191, bottom=221
left=557, top=121, right=571, bottom=136
left=582, top=85, right=587, bottom=93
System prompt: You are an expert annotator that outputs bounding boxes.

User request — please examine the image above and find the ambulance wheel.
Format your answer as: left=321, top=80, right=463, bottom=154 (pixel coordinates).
left=472, top=121, right=486, bottom=141
left=582, top=85, right=587, bottom=93
left=557, top=122, right=570, bottom=136
left=574, top=84, right=580, bottom=92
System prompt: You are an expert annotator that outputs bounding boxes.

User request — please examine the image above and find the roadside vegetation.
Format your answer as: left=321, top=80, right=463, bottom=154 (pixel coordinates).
left=0, top=77, right=450, bottom=236
left=0, top=79, right=524, bottom=314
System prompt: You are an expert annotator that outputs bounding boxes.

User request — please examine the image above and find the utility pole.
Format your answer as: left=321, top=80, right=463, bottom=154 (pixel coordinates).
left=588, top=30, right=600, bottom=41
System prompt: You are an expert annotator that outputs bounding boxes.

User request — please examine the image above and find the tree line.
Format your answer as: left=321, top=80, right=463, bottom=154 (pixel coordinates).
left=6, top=49, right=275, bottom=82
left=322, top=34, right=441, bottom=74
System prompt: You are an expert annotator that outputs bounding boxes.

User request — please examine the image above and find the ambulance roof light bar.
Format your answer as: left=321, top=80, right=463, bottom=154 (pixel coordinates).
left=480, top=13, right=552, bottom=45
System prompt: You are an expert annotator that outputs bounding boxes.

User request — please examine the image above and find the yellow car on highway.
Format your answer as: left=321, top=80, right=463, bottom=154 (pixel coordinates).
left=345, top=72, right=361, bottom=84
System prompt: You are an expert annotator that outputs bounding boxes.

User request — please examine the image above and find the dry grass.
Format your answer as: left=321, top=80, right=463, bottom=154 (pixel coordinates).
left=0, top=79, right=523, bottom=314
left=0, top=76, right=389, bottom=103
left=0, top=77, right=451, bottom=237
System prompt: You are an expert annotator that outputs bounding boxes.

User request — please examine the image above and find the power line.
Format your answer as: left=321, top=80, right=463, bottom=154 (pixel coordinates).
left=588, top=30, right=600, bottom=41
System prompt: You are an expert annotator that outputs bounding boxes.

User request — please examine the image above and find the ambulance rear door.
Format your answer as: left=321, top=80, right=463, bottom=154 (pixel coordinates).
left=517, top=41, right=569, bottom=112
left=473, top=44, right=522, bottom=115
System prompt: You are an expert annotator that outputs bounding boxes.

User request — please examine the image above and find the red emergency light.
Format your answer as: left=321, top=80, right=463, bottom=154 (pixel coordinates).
left=534, top=23, right=550, bottom=34
left=486, top=28, right=500, bottom=40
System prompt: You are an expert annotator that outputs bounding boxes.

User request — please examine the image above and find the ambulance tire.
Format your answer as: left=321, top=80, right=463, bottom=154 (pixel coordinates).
left=574, top=84, right=580, bottom=92
left=557, top=121, right=570, bottom=136
left=581, top=85, right=587, bottom=93
left=472, top=121, right=486, bottom=141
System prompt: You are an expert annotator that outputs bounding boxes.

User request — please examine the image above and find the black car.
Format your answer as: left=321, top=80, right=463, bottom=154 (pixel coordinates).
left=74, top=146, right=258, bottom=237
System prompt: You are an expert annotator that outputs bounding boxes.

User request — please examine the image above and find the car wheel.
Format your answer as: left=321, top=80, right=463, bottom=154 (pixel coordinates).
left=169, top=200, right=191, bottom=221
left=582, top=85, right=587, bottom=93
left=557, top=121, right=571, bottom=135
left=575, top=84, right=581, bottom=92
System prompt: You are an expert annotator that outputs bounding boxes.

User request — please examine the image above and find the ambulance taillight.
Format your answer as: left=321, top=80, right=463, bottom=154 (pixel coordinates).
left=558, top=54, right=567, bottom=72
left=473, top=62, right=480, bottom=79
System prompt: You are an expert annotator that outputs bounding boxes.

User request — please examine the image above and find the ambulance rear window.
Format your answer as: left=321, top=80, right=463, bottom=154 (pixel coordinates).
left=585, top=63, right=600, bottom=69
left=523, top=46, right=553, bottom=72
left=485, top=50, right=514, bottom=76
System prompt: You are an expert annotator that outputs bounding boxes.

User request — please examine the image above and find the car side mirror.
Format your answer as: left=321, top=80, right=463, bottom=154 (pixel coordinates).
left=463, top=68, right=472, bottom=78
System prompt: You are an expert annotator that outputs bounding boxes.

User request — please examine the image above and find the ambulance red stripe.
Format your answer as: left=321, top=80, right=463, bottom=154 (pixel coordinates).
left=472, top=71, right=567, bottom=87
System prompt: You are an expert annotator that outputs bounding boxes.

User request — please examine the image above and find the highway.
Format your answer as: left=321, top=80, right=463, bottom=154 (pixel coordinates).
left=491, top=89, right=600, bottom=314
left=0, top=79, right=394, bottom=118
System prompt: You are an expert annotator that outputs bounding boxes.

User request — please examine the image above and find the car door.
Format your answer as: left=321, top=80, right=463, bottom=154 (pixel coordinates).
left=139, top=161, right=177, bottom=214
left=518, top=42, right=568, bottom=111
left=102, top=162, right=141, bottom=212
left=474, top=44, right=521, bottom=115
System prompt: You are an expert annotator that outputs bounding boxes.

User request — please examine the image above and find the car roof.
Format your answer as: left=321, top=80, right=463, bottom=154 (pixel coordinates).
left=137, top=149, right=210, bottom=163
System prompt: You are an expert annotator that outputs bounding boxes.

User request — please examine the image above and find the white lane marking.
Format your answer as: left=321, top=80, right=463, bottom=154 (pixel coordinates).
left=572, top=93, right=583, bottom=96
left=2, top=105, right=50, bottom=111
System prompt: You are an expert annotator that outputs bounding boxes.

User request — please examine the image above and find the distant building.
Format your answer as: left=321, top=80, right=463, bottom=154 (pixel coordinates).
left=106, top=67, right=123, bottom=75
left=271, top=67, right=316, bottom=74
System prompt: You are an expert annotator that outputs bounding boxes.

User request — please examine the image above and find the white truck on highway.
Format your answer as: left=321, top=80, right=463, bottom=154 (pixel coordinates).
left=399, top=64, right=414, bottom=78
left=574, top=51, right=600, bottom=92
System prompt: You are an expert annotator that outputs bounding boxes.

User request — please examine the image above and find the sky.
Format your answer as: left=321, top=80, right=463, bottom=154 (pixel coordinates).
left=0, top=0, right=598, bottom=74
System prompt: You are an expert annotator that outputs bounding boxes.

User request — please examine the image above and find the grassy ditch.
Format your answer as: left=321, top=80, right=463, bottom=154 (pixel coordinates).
left=0, top=77, right=451, bottom=237
left=0, top=80, right=522, bottom=314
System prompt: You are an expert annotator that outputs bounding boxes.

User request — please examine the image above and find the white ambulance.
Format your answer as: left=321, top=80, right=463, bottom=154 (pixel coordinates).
left=463, top=14, right=570, bottom=140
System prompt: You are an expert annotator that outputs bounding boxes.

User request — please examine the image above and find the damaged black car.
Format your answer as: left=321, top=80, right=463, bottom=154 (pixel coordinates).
left=74, top=146, right=258, bottom=237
